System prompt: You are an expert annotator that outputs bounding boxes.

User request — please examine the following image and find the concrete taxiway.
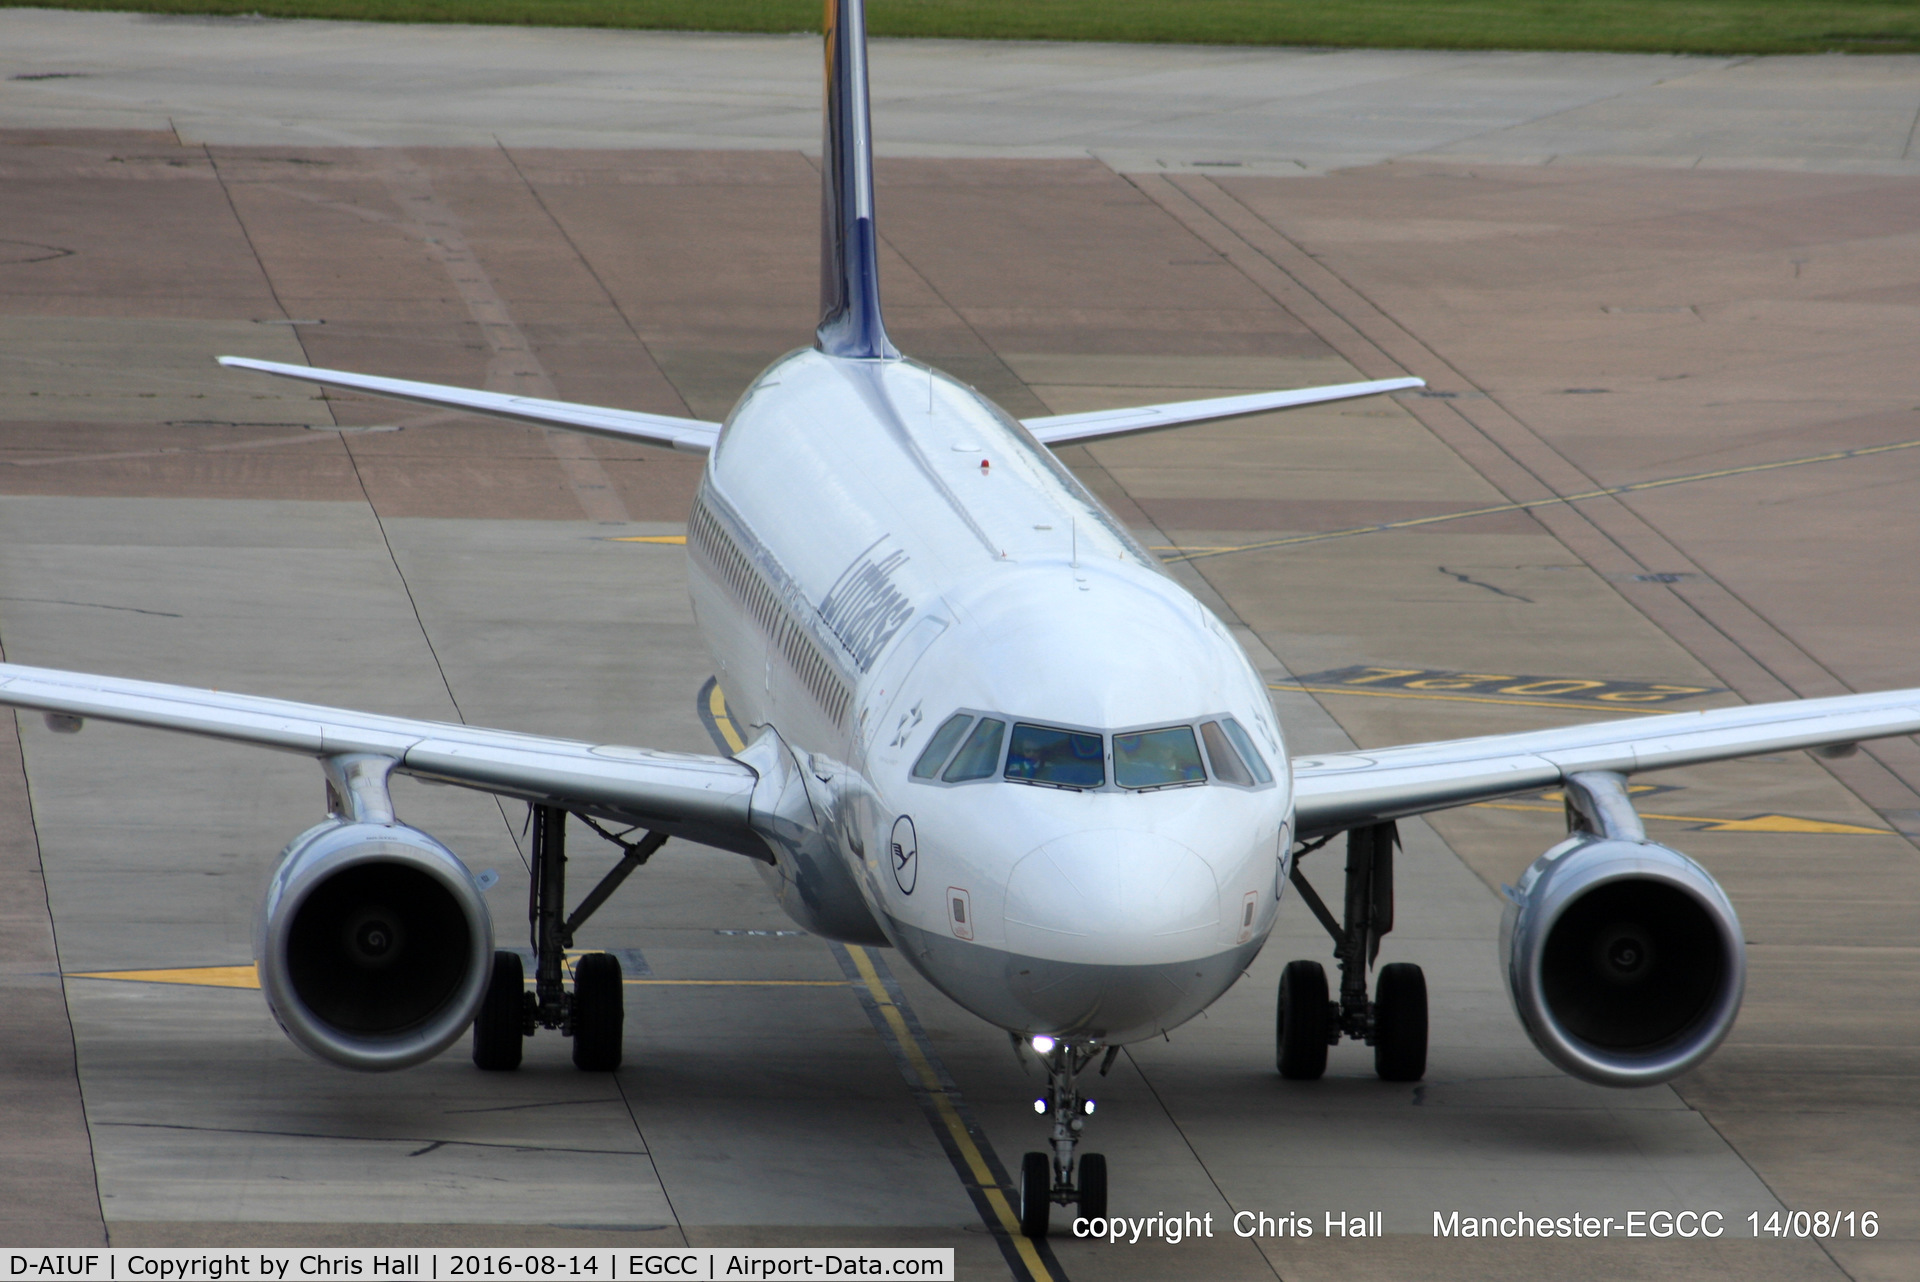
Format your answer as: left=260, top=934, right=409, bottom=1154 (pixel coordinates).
left=0, top=12, right=1915, bottom=1280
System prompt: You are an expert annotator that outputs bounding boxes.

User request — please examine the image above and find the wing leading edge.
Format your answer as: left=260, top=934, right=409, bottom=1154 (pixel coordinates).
left=216, top=356, right=723, bottom=455
left=1022, top=377, right=1425, bottom=446
left=220, top=356, right=1421, bottom=457
left=1290, top=686, right=1920, bottom=839
left=0, top=662, right=763, bottom=857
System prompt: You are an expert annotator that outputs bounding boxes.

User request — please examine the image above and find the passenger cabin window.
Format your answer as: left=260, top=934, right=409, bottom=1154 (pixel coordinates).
left=912, top=714, right=974, bottom=779
left=1005, top=723, right=1104, bottom=790
left=943, top=717, right=1007, bottom=782
left=1219, top=716, right=1274, bottom=784
left=1114, top=726, right=1206, bottom=790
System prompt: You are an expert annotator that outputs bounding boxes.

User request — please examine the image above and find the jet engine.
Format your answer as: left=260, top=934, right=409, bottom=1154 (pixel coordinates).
left=255, top=817, right=495, bottom=1071
left=1500, top=773, right=1745, bottom=1088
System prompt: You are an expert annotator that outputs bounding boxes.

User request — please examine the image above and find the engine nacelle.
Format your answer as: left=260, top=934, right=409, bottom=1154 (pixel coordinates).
left=256, top=819, right=494, bottom=1071
left=1502, top=833, right=1745, bottom=1087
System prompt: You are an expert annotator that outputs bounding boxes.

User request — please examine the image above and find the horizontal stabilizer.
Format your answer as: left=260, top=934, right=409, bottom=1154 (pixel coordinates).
left=217, top=356, right=722, bottom=455
left=1023, top=376, right=1425, bottom=446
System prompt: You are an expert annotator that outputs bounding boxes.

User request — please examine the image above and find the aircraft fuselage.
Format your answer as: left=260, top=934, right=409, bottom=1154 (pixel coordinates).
left=689, top=348, right=1293, bottom=1043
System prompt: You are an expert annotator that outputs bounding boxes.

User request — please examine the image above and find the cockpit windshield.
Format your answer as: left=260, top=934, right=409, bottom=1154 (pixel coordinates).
left=1005, top=723, right=1105, bottom=790
left=907, top=709, right=1274, bottom=792
left=1114, top=726, right=1206, bottom=790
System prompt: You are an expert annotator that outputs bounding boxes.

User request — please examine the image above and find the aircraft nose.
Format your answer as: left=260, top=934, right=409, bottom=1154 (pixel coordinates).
left=1004, top=829, right=1220, bottom=966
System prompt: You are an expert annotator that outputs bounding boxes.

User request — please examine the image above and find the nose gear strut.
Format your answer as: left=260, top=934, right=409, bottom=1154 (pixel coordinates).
left=1015, top=1037, right=1112, bottom=1237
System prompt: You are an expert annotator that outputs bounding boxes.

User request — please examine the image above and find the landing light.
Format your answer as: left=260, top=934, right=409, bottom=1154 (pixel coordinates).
left=1030, top=1035, right=1056, bottom=1054
left=1083, top=1100, right=1096, bottom=1115
left=1033, top=1098, right=1047, bottom=1114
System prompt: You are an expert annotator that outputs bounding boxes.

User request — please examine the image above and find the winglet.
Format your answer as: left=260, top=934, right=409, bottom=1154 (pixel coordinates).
left=815, top=0, right=898, bottom=361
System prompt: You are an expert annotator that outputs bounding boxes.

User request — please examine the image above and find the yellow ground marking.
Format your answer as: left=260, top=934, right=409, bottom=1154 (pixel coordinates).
left=624, top=979, right=846, bottom=987
left=609, top=535, right=688, bottom=544
left=67, top=967, right=850, bottom=990
left=709, top=684, right=1047, bottom=1277
left=70, top=965, right=260, bottom=988
left=845, top=945, right=1055, bottom=1282
left=1167, top=436, right=1920, bottom=563
left=709, top=681, right=746, bottom=753
left=1473, top=802, right=1891, bottom=834
left=1272, top=682, right=1673, bottom=715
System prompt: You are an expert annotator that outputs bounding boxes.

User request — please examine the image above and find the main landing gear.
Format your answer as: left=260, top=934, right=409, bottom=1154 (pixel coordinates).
left=1279, top=822, right=1428, bottom=1082
left=1016, top=1037, right=1116, bottom=1238
left=473, top=803, right=666, bottom=1073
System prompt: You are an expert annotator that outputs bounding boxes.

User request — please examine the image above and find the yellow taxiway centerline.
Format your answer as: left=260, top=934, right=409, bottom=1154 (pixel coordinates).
left=845, top=944, right=1056, bottom=1282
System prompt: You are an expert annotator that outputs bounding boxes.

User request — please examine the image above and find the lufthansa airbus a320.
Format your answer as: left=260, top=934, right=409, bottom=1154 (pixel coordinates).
left=4, top=0, right=1917, bottom=1241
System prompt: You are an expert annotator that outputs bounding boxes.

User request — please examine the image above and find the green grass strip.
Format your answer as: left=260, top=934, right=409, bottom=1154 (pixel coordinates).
left=9, top=0, right=1920, bottom=55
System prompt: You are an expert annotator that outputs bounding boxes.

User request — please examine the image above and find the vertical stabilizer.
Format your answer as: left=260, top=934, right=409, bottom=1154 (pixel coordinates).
left=816, top=0, right=898, bottom=360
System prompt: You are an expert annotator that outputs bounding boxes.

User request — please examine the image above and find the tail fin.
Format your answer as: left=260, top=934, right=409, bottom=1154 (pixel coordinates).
left=816, top=0, right=897, bottom=360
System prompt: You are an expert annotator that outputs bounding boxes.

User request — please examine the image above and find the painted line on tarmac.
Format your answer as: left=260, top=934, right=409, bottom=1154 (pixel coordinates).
left=838, top=943, right=1064, bottom=1282
left=1470, top=800, right=1890, bottom=834
left=65, top=966, right=854, bottom=990
left=1168, top=435, right=1920, bottom=563
left=1271, top=681, right=1675, bottom=715
left=698, top=677, right=1063, bottom=1282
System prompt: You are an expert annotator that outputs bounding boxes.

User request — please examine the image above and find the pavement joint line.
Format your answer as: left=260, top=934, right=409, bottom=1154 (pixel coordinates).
left=95, top=1119, right=645, bottom=1157
left=366, top=148, right=633, bottom=524
left=1139, top=167, right=1920, bottom=824
left=695, top=681, right=1058, bottom=1281
left=1167, top=436, right=1920, bottom=563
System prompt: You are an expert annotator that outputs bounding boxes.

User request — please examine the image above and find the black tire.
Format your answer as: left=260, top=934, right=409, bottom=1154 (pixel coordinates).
left=1373, top=961, right=1428, bottom=1082
left=472, top=950, right=525, bottom=1071
left=570, top=952, right=625, bottom=1072
left=1076, top=1153, right=1108, bottom=1223
left=1018, top=1151, right=1051, bottom=1239
left=1277, top=959, right=1329, bottom=1080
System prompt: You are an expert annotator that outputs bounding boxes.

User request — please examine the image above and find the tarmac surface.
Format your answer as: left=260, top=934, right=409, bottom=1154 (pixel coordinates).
left=0, top=12, right=1916, bottom=1281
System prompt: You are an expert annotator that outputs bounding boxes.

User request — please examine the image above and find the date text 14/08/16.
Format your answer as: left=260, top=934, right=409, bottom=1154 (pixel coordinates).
left=1432, top=1211, right=1879, bottom=1239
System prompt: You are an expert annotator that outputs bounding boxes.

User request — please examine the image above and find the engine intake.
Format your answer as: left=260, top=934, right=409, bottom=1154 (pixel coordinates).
left=257, top=818, right=494, bottom=1071
left=1501, top=773, right=1745, bottom=1087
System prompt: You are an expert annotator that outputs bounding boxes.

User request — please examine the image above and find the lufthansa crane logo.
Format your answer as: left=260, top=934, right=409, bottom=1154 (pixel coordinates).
left=889, top=815, right=918, bottom=895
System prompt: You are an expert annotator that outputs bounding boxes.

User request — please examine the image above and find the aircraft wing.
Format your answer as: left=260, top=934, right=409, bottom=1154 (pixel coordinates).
left=1290, top=687, right=1920, bottom=839
left=217, top=356, right=722, bottom=455
left=1023, top=377, right=1425, bottom=446
left=0, top=662, right=764, bottom=857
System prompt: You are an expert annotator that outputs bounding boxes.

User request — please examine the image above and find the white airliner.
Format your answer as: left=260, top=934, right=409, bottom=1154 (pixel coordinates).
left=4, top=0, right=1918, bottom=1241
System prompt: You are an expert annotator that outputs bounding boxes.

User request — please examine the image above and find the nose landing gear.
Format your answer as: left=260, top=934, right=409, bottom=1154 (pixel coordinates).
left=1016, top=1037, right=1113, bottom=1238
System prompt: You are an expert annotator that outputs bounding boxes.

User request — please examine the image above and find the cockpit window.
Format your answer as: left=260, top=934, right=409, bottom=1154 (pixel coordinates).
left=1219, top=716, right=1274, bottom=784
left=912, top=713, right=974, bottom=780
left=942, top=717, right=1007, bottom=782
left=1200, top=721, right=1253, bottom=786
left=1114, top=726, right=1206, bottom=790
left=1005, top=723, right=1105, bottom=790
